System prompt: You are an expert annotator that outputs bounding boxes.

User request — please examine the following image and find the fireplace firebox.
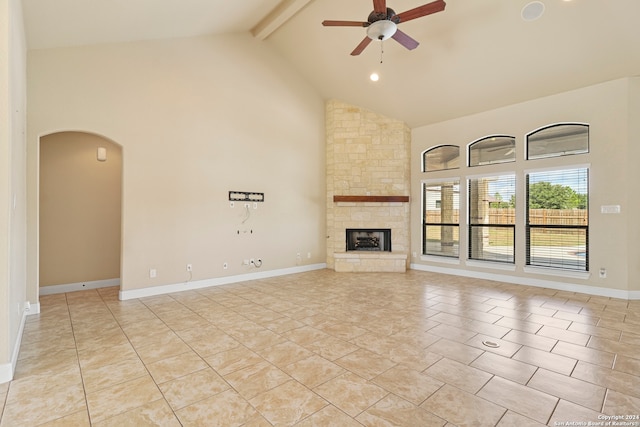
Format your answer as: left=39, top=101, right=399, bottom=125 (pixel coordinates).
left=346, top=229, right=392, bottom=252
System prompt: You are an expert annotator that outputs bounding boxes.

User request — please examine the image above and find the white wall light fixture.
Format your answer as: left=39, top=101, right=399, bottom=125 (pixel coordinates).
left=97, top=146, right=107, bottom=162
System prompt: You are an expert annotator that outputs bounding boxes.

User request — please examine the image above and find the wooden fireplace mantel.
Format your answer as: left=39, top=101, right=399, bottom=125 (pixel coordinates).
left=333, top=195, right=410, bottom=203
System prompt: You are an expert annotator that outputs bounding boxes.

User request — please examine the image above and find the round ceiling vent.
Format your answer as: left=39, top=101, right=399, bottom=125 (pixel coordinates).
left=521, top=1, right=545, bottom=21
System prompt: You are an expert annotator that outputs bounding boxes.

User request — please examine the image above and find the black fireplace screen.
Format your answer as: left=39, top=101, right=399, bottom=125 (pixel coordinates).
left=346, top=229, right=392, bottom=252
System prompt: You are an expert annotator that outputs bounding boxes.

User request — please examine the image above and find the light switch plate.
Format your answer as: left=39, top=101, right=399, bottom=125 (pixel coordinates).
left=601, top=205, right=621, bottom=214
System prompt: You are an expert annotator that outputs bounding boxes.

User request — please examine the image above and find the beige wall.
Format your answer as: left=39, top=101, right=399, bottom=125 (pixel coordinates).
left=411, top=77, right=639, bottom=295
left=0, top=0, right=27, bottom=381
left=39, top=132, right=122, bottom=286
left=27, top=33, right=326, bottom=294
left=0, top=0, right=10, bottom=368
left=627, top=78, right=640, bottom=291
left=23, top=19, right=640, bottom=311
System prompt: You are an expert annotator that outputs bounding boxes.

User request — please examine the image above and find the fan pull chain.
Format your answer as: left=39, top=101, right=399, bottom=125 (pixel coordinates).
left=380, top=40, right=384, bottom=64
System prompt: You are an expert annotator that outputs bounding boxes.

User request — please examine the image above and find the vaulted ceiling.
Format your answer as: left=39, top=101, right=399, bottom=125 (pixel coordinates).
left=21, top=0, right=640, bottom=127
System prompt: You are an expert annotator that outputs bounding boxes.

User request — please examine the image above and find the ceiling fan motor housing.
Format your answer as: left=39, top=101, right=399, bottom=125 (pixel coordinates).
left=367, top=8, right=400, bottom=24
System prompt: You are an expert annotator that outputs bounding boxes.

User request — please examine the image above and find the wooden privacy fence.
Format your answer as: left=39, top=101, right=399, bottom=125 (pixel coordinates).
left=527, top=209, right=588, bottom=225
left=425, top=208, right=588, bottom=226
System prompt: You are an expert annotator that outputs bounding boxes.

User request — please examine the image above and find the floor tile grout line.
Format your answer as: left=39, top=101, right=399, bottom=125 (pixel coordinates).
left=58, top=292, right=91, bottom=426
left=93, top=291, right=186, bottom=425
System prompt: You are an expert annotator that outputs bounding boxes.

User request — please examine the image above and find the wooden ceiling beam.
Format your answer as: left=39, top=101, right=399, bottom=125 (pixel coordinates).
left=252, top=0, right=314, bottom=40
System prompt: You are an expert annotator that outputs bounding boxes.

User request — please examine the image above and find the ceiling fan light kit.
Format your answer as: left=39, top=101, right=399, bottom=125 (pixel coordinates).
left=367, top=20, right=397, bottom=41
left=322, top=0, right=446, bottom=56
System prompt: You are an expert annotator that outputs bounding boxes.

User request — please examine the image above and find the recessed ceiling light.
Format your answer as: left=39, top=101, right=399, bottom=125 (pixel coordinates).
left=521, top=1, right=545, bottom=21
left=370, top=73, right=380, bottom=82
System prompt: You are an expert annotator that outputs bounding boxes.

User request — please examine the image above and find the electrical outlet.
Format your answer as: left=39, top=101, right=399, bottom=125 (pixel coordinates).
left=243, top=259, right=250, bottom=265
left=223, top=262, right=228, bottom=269
left=253, top=202, right=258, bottom=209
left=149, top=268, right=157, bottom=278
left=186, top=264, right=192, bottom=272
left=307, top=252, right=311, bottom=259
left=599, top=268, right=607, bottom=278
left=230, top=201, right=235, bottom=208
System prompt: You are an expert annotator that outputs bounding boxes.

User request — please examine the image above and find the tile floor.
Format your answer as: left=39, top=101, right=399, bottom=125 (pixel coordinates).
left=2, top=269, right=640, bottom=426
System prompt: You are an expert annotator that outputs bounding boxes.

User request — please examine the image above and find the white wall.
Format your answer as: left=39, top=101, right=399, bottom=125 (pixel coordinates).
left=27, top=33, right=326, bottom=297
left=411, top=77, right=639, bottom=298
left=0, top=0, right=28, bottom=383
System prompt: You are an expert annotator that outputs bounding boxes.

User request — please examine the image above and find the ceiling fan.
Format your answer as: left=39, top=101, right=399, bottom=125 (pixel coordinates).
left=322, top=0, right=446, bottom=56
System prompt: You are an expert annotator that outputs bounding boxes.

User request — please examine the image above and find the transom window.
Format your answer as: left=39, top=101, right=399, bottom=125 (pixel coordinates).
left=527, top=123, right=589, bottom=160
left=423, top=145, right=460, bottom=172
left=469, top=135, right=516, bottom=166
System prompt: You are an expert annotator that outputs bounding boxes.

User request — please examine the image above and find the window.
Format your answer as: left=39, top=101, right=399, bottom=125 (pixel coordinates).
left=526, top=167, right=589, bottom=271
left=468, top=174, right=516, bottom=263
left=423, top=180, right=460, bottom=257
left=527, top=123, right=589, bottom=160
left=469, top=136, right=516, bottom=166
left=423, top=145, right=460, bottom=172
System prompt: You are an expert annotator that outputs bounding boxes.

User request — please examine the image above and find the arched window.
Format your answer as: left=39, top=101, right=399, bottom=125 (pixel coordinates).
left=526, top=123, right=589, bottom=160
left=422, top=145, right=460, bottom=172
left=468, top=135, right=516, bottom=167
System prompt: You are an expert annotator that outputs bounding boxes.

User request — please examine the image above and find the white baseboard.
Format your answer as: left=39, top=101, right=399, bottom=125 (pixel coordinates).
left=119, top=264, right=327, bottom=300
left=39, top=278, right=121, bottom=295
left=410, top=263, right=640, bottom=300
left=0, top=303, right=29, bottom=384
left=629, top=290, right=640, bottom=300
left=0, top=363, right=12, bottom=384
left=26, top=301, right=41, bottom=315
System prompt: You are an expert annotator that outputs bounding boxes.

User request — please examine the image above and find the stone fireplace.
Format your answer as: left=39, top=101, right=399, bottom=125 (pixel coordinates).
left=326, top=100, right=411, bottom=272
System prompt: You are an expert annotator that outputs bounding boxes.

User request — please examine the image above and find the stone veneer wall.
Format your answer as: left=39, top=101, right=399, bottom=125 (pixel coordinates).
left=326, top=99, right=411, bottom=271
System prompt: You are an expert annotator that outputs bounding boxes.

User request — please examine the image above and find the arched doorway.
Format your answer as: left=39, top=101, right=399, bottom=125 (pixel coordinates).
left=39, top=131, right=122, bottom=294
